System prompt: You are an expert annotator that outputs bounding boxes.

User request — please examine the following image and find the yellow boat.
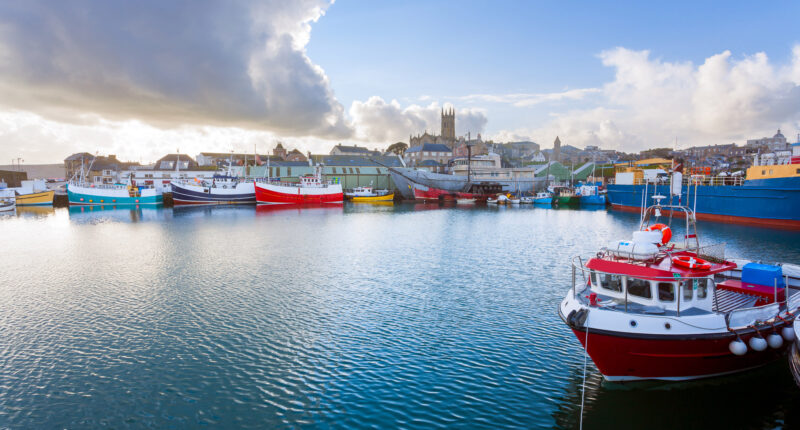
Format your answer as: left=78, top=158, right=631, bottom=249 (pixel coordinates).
left=351, top=193, right=394, bottom=203
left=15, top=190, right=55, bottom=206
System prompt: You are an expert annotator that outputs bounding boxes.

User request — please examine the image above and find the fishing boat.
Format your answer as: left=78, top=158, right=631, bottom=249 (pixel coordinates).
left=560, top=193, right=800, bottom=381
left=9, top=180, right=55, bottom=206
left=345, top=186, right=394, bottom=202
left=171, top=175, right=255, bottom=205
left=607, top=140, right=800, bottom=229
left=66, top=154, right=163, bottom=206
left=0, top=191, right=15, bottom=212
left=552, top=186, right=579, bottom=207
left=254, top=166, right=343, bottom=204
left=577, top=184, right=606, bottom=206
left=67, top=182, right=163, bottom=206
left=533, top=191, right=553, bottom=205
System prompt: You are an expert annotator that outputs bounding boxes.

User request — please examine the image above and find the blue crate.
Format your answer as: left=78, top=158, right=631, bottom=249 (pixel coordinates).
left=742, top=263, right=785, bottom=288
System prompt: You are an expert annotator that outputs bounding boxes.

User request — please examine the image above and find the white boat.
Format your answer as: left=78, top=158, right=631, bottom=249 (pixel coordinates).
left=456, top=198, right=476, bottom=204
left=0, top=190, right=16, bottom=212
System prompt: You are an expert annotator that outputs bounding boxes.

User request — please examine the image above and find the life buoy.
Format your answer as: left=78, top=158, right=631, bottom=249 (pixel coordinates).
left=646, top=223, right=672, bottom=244
left=704, top=167, right=711, bottom=175
left=672, top=255, right=712, bottom=270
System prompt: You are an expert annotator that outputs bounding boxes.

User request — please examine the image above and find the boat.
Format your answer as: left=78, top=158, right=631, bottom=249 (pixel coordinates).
left=66, top=154, right=163, bottom=206
left=533, top=191, right=553, bottom=205
left=577, top=184, right=606, bottom=206
left=254, top=166, right=343, bottom=204
left=171, top=175, right=256, bottom=205
left=67, top=182, right=163, bottom=206
left=345, top=186, right=394, bottom=202
left=560, top=194, right=800, bottom=381
left=8, top=180, right=55, bottom=206
left=552, top=186, right=579, bottom=207
left=15, top=190, right=55, bottom=206
left=388, top=166, right=512, bottom=200
left=606, top=142, right=800, bottom=229
left=456, top=198, right=477, bottom=204
left=519, top=196, right=533, bottom=204
left=0, top=191, right=15, bottom=212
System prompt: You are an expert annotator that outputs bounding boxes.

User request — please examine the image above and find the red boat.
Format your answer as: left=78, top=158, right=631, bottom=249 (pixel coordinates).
left=413, top=183, right=499, bottom=203
left=560, top=198, right=800, bottom=381
left=254, top=167, right=343, bottom=205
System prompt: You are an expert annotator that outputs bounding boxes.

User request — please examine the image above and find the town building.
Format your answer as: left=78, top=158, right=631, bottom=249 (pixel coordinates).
left=747, top=129, right=788, bottom=151
left=403, top=143, right=453, bottom=172
left=63, top=153, right=139, bottom=184
left=196, top=152, right=271, bottom=167
left=409, top=107, right=458, bottom=149
left=329, top=144, right=380, bottom=156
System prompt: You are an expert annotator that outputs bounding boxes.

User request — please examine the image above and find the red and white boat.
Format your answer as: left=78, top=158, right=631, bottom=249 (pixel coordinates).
left=560, top=197, right=800, bottom=381
left=254, top=167, right=343, bottom=205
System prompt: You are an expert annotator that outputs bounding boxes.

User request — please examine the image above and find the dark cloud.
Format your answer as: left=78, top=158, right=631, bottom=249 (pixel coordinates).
left=0, top=0, right=352, bottom=138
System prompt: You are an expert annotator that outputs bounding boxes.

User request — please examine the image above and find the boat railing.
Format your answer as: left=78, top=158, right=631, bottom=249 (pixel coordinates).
left=632, top=176, right=745, bottom=187
left=68, top=181, right=157, bottom=190
left=254, top=178, right=335, bottom=188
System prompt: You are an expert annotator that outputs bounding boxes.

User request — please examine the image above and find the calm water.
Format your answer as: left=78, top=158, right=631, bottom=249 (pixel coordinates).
left=1, top=204, right=799, bottom=429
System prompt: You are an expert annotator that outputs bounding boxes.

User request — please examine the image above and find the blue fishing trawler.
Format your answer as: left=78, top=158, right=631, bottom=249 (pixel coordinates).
left=607, top=143, right=800, bottom=229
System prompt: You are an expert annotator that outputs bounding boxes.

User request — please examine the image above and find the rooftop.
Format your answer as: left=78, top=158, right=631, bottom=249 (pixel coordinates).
left=406, top=143, right=452, bottom=153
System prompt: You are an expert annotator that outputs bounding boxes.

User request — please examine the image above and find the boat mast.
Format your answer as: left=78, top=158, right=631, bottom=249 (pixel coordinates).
left=467, top=131, right=472, bottom=183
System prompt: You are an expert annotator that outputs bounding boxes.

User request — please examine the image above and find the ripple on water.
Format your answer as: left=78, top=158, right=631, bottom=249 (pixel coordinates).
left=1, top=205, right=799, bottom=428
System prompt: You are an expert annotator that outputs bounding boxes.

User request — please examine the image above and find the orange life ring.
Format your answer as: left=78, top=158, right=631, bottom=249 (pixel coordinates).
left=646, top=223, right=672, bottom=244
left=672, top=255, right=711, bottom=271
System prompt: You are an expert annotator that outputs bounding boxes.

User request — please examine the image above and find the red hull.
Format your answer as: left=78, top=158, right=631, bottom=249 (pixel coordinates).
left=255, top=184, right=343, bottom=205
left=611, top=203, right=800, bottom=230
left=573, top=328, right=787, bottom=380
left=414, top=186, right=492, bottom=202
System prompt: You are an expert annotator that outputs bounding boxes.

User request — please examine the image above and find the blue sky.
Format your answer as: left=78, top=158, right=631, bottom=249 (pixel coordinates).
left=0, top=0, right=799, bottom=163
left=310, top=0, right=800, bottom=137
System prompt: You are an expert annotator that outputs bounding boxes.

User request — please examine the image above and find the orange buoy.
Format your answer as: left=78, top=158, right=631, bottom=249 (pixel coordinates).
left=646, top=223, right=672, bottom=244
left=672, top=255, right=712, bottom=271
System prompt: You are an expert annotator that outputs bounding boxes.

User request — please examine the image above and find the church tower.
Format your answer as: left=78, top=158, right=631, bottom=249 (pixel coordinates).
left=441, top=107, right=456, bottom=147
left=552, top=136, right=561, bottom=163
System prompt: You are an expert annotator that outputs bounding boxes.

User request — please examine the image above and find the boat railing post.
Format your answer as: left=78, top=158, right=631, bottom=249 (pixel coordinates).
left=774, top=278, right=778, bottom=305
left=676, top=281, right=681, bottom=317
left=624, top=277, right=628, bottom=313
left=572, top=264, right=576, bottom=298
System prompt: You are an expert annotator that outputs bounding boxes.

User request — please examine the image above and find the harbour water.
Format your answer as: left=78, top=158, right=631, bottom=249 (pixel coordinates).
left=2, top=204, right=799, bottom=428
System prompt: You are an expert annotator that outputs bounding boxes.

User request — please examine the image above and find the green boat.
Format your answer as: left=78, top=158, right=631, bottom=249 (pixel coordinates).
left=552, top=186, right=579, bottom=207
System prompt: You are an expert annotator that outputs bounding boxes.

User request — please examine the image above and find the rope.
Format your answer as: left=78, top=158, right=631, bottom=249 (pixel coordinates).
left=580, top=320, right=590, bottom=430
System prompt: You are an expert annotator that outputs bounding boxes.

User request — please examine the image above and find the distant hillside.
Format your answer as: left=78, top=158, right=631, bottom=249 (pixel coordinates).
left=0, top=164, right=65, bottom=179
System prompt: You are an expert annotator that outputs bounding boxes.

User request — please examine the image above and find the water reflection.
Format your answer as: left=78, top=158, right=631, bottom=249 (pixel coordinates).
left=15, top=206, right=56, bottom=218
left=68, top=205, right=169, bottom=224
left=255, top=203, right=344, bottom=216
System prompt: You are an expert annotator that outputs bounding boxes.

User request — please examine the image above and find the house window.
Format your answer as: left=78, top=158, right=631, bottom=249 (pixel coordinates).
left=355, top=168, right=361, bottom=174
left=627, top=278, right=652, bottom=299
left=769, top=169, right=773, bottom=175
left=287, top=167, right=292, bottom=176
left=349, top=168, right=354, bottom=174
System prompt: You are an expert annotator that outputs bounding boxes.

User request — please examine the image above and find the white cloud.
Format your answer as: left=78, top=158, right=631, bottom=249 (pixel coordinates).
left=491, top=46, right=800, bottom=151
left=462, top=88, right=601, bottom=107
left=348, top=97, right=487, bottom=144
left=0, top=0, right=352, bottom=138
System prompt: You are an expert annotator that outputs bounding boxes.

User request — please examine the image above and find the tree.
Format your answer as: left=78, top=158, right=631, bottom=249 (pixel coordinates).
left=386, top=142, right=408, bottom=155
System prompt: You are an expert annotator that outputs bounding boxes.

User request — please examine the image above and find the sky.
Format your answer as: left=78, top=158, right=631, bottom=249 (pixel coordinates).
left=1, top=0, right=799, bottom=164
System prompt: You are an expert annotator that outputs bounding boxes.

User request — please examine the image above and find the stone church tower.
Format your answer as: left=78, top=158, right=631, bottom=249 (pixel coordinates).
left=552, top=136, right=561, bottom=163
left=441, top=107, right=455, bottom=146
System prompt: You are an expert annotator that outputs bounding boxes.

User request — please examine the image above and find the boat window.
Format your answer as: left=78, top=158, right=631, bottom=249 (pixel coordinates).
left=590, top=271, right=598, bottom=286
left=683, top=283, right=693, bottom=301
left=600, top=274, right=622, bottom=292
left=681, top=278, right=708, bottom=299
left=627, top=278, right=652, bottom=299
left=657, top=282, right=675, bottom=302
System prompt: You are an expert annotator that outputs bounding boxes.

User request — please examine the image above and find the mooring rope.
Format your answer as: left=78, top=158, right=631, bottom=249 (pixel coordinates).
left=580, top=318, right=589, bottom=430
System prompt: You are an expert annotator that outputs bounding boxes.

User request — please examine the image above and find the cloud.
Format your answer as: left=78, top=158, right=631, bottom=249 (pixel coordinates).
left=348, top=97, right=487, bottom=143
left=0, top=0, right=352, bottom=138
left=491, top=46, right=800, bottom=151
left=461, top=88, right=601, bottom=107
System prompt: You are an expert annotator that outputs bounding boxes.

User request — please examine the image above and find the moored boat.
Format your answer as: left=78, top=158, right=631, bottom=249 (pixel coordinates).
left=67, top=182, right=163, bottom=206
left=345, top=186, right=394, bottom=202
left=15, top=190, right=55, bottom=206
left=533, top=191, right=553, bottom=205
left=560, top=197, right=800, bottom=381
left=552, top=186, right=579, bottom=207
left=607, top=141, right=800, bottom=228
left=171, top=175, right=256, bottom=205
left=254, top=166, right=343, bottom=205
